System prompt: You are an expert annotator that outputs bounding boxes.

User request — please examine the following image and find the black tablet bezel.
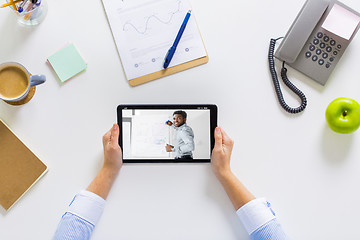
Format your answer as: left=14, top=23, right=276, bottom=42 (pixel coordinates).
left=117, top=104, right=217, bottom=163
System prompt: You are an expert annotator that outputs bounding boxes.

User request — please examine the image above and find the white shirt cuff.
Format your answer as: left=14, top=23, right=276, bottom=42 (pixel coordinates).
left=236, top=198, right=276, bottom=235
left=67, top=190, right=106, bottom=226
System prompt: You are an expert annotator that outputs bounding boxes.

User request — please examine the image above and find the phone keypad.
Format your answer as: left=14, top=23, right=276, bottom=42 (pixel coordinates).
left=305, top=32, right=342, bottom=69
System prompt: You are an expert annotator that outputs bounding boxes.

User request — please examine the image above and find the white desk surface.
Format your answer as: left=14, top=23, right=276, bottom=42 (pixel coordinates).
left=1, top=0, right=360, bottom=239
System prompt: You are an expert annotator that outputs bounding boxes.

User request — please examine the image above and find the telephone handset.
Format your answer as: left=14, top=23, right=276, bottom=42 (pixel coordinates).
left=269, top=0, right=360, bottom=114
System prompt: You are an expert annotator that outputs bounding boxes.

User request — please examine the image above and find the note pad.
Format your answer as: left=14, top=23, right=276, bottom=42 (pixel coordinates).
left=0, top=120, right=48, bottom=211
left=47, top=43, right=87, bottom=82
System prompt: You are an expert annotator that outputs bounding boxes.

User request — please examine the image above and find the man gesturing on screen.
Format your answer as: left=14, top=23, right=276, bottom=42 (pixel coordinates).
left=165, top=110, right=195, bottom=160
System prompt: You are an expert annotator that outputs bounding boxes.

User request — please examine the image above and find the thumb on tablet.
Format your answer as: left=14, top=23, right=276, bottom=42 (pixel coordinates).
left=111, top=124, right=119, bottom=146
left=214, top=127, right=223, bottom=149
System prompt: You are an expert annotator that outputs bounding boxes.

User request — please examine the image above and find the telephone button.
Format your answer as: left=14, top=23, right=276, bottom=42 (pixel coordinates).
left=322, top=53, right=328, bottom=59
left=309, top=45, right=315, bottom=51
left=320, top=43, right=326, bottom=48
left=337, top=44, right=342, bottom=49
left=317, top=32, right=323, bottom=38
left=326, top=46, right=332, bottom=52
left=316, top=49, right=321, bottom=55
left=330, top=57, right=335, bottom=62
left=318, top=59, right=324, bottom=65
left=323, top=36, right=330, bottom=42
left=333, top=51, right=338, bottom=55
left=305, top=52, right=312, bottom=58
left=313, top=39, right=320, bottom=45
left=330, top=40, right=336, bottom=46
left=326, top=63, right=331, bottom=68
left=312, top=55, right=318, bottom=61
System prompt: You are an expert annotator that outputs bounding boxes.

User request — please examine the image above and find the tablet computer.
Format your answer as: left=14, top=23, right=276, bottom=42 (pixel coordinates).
left=117, top=104, right=217, bottom=163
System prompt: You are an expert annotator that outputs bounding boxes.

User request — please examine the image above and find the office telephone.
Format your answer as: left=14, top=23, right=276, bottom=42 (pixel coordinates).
left=269, top=0, right=360, bottom=114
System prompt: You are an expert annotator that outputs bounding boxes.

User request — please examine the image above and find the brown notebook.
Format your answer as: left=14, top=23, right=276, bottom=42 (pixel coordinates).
left=0, top=120, right=47, bottom=211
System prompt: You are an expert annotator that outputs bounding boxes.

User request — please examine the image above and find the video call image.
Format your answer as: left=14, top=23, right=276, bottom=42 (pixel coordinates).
left=122, top=109, right=211, bottom=160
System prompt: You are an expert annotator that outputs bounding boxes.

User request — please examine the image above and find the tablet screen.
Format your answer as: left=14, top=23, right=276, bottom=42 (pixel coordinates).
left=117, top=105, right=217, bottom=163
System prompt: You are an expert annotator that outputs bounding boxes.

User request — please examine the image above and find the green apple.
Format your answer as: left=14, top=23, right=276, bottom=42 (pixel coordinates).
left=325, top=97, right=360, bottom=134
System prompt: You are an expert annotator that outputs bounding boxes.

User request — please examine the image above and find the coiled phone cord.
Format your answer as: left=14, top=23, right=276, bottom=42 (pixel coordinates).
left=268, top=38, right=307, bottom=114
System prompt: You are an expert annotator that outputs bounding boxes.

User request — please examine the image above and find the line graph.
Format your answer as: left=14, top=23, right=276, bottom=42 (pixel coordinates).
left=101, top=0, right=207, bottom=80
left=122, top=0, right=182, bottom=35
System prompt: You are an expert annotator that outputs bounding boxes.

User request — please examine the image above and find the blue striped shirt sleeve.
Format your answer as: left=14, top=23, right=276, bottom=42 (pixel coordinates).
left=250, top=219, right=288, bottom=240
left=53, top=190, right=106, bottom=240
left=53, top=212, right=94, bottom=240
left=237, top=198, right=289, bottom=240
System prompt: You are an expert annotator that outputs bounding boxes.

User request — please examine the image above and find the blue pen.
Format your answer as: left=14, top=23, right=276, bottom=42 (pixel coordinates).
left=163, top=10, right=191, bottom=69
left=18, top=0, right=29, bottom=13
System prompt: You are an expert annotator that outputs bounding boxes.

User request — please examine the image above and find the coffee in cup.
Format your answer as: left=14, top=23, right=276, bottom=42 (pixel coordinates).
left=0, top=65, right=29, bottom=99
left=0, top=62, right=46, bottom=102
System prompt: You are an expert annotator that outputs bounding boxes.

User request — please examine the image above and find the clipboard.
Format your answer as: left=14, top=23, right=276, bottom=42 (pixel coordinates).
left=101, top=0, right=208, bottom=87
left=129, top=55, right=209, bottom=86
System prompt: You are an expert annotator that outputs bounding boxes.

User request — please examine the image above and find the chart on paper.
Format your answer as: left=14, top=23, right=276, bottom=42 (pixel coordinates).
left=122, top=0, right=182, bottom=36
left=102, top=0, right=207, bottom=80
